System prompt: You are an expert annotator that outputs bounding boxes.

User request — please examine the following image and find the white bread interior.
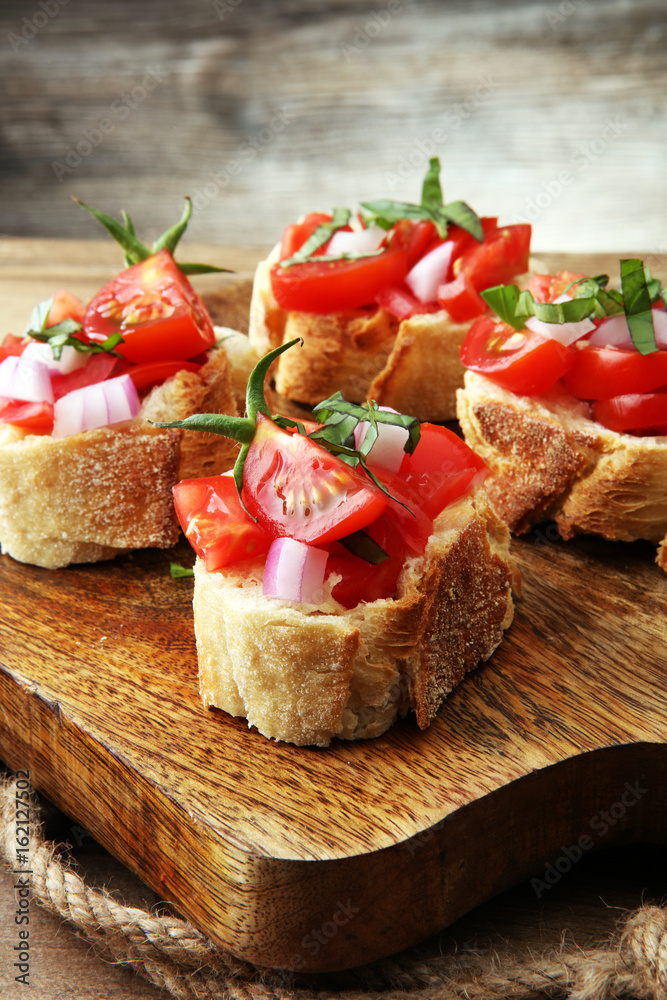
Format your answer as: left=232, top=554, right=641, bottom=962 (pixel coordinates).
left=0, top=345, right=238, bottom=569
left=457, top=370, right=667, bottom=570
left=193, top=489, right=517, bottom=746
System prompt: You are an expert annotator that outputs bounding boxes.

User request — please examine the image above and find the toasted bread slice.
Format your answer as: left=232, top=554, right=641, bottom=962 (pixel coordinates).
left=193, top=489, right=517, bottom=746
left=0, top=346, right=238, bottom=569
left=456, top=371, right=667, bottom=569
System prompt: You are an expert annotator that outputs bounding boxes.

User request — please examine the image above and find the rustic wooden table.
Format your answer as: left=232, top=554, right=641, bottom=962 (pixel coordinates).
left=1, top=0, right=667, bottom=995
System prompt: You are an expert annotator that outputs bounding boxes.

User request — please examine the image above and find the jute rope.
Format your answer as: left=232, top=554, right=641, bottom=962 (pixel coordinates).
left=1, top=773, right=666, bottom=1000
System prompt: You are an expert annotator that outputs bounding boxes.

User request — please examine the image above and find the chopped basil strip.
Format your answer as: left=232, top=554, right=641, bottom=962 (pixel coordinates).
left=170, top=562, right=194, bottom=579
left=24, top=296, right=125, bottom=360
left=480, top=285, right=524, bottom=330
left=339, top=529, right=389, bottom=564
left=361, top=157, right=483, bottom=242
left=279, top=207, right=352, bottom=267
left=620, top=258, right=658, bottom=355
left=312, top=392, right=420, bottom=457
left=74, top=195, right=231, bottom=276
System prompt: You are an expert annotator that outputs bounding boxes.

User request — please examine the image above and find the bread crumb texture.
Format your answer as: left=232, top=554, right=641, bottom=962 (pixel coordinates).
left=457, top=371, right=667, bottom=569
left=193, top=490, right=516, bottom=746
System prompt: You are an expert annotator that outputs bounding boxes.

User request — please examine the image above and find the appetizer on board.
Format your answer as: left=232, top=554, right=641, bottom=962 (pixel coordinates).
left=158, top=341, right=518, bottom=747
left=249, top=159, right=532, bottom=421
left=456, top=260, right=667, bottom=569
left=0, top=199, right=238, bottom=569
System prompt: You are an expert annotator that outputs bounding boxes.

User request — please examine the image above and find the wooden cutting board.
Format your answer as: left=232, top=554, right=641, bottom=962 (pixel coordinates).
left=0, top=243, right=666, bottom=974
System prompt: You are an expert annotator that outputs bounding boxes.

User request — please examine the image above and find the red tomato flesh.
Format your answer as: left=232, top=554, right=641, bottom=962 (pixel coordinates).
left=173, top=475, right=272, bottom=572
left=0, top=334, right=27, bottom=362
left=242, top=414, right=388, bottom=544
left=460, top=316, right=572, bottom=395
left=0, top=399, right=54, bottom=434
left=437, top=272, right=487, bottom=322
left=47, top=289, right=86, bottom=326
left=397, top=423, right=486, bottom=520
left=591, top=392, right=667, bottom=435
left=375, top=283, right=442, bottom=320
left=564, top=345, right=667, bottom=399
left=118, top=359, right=202, bottom=392
left=84, top=248, right=215, bottom=364
left=457, top=224, right=531, bottom=291
left=324, top=513, right=409, bottom=609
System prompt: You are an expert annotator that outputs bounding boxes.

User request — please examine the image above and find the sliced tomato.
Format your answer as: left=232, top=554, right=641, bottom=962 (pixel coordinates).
left=242, top=413, right=388, bottom=544
left=50, top=353, right=119, bottom=400
left=564, top=345, right=667, bottom=399
left=376, top=282, right=442, bottom=320
left=325, top=513, right=409, bottom=609
left=460, top=315, right=572, bottom=395
left=280, top=212, right=334, bottom=260
left=592, top=392, right=667, bottom=435
left=407, top=220, right=442, bottom=267
left=525, top=270, right=586, bottom=303
left=0, top=334, right=26, bottom=362
left=437, top=272, right=487, bottom=322
left=119, top=359, right=202, bottom=392
left=47, top=289, right=86, bottom=326
left=446, top=216, right=499, bottom=265
left=398, top=423, right=486, bottom=519
left=269, top=238, right=409, bottom=314
left=173, top=475, right=272, bottom=572
left=83, top=248, right=215, bottom=364
left=0, top=399, right=54, bottom=434
left=456, top=224, right=531, bottom=292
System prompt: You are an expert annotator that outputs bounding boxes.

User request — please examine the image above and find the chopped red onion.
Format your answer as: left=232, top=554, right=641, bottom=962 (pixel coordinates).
left=525, top=313, right=595, bottom=346
left=0, top=354, right=54, bottom=403
left=587, top=308, right=667, bottom=350
left=263, top=537, right=329, bottom=604
left=21, top=340, right=89, bottom=375
left=326, top=227, right=386, bottom=256
left=52, top=374, right=140, bottom=438
left=405, top=241, right=453, bottom=303
left=354, top=405, right=409, bottom=472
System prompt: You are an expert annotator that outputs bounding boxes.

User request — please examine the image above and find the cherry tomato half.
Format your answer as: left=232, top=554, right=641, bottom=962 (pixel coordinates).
left=84, top=248, right=216, bottom=364
left=564, top=345, right=667, bottom=400
left=591, top=392, right=667, bottom=435
left=460, top=316, right=572, bottom=396
left=173, top=475, right=272, bottom=572
left=456, top=224, right=531, bottom=291
left=242, top=413, right=388, bottom=544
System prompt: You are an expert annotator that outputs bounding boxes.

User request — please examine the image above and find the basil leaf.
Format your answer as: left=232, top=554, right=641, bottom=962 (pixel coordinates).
left=421, top=157, right=443, bottom=209
left=170, top=562, right=194, bottom=579
left=26, top=296, right=54, bottom=335
left=439, top=200, right=483, bottom=242
left=620, top=258, right=658, bottom=355
left=359, top=199, right=431, bottom=229
left=312, top=393, right=421, bottom=455
left=339, top=529, right=389, bottom=564
left=279, top=207, right=352, bottom=267
left=481, top=284, right=523, bottom=330
left=27, top=323, right=125, bottom=360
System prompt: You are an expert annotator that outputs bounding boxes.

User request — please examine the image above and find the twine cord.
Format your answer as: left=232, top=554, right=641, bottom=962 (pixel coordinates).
left=1, top=775, right=665, bottom=1000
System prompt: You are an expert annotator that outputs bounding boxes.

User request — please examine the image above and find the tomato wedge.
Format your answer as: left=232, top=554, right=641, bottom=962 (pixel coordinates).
left=269, top=240, right=409, bottom=313
left=242, top=414, right=388, bottom=544
left=324, top=513, right=409, bottom=609
left=564, top=345, right=667, bottom=399
left=84, top=248, right=215, bottom=364
left=119, top=359, right=202, bottom=392
left=0, top=334, right=26, bottom=362
left=437, top=272, right=487, bottom=322
left=173, top=475, right=272, bottom=572
left=0, top=399, right=54, bottom=434
left=456, top=224, right=531, bottom=291
left=591, top=392, right=667, bottom=435
left=47, top=289, right=86, bottom=326
left=375, top=283, right=442, bottom=320
left=398, top=423, right=486, bottom=519
left=460, top=316, right=572, bottom=395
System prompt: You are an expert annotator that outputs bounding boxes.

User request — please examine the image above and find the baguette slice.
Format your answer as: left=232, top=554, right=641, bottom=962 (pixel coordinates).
left=457, top=370, right=667, bottom=570
left=249, top=247, right=470, bottom=421
left=0, top=345, right=238, bottom=569
left=193, top=489, right=517, bottom=746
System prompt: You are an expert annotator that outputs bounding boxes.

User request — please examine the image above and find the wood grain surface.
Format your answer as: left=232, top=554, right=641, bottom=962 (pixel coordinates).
left=1, top=0, right=666, bottom=254
left=0, top=245, right=666, bottom=974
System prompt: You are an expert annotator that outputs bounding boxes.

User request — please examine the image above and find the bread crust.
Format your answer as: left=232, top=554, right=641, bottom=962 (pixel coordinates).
left=457, top=371, right=667, bottom=568
left=248, top=249, right=475, bottom=420
left=0, top=346, right=238, bottom=569
left=192, top=489, right=517, bottom=746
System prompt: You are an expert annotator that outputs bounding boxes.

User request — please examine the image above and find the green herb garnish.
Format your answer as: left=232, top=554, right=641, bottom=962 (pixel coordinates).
left=620, top=258, right=659, bottom=355
left=170, top=562, right=195, bottom=579
left=151, top=339, right=420, bottom=518
left=24, top=297, right=125, bottom=361
left=74, top=196, right=232, bottom=276
left=339, top=529, right=388, bottom=564
left=361, top=157, right=483, bottom=242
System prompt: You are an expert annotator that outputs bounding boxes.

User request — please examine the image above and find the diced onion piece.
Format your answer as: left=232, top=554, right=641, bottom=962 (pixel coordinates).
left=52, top=374, right=140, bottom=438
left=326, top=227, right=386, bottom=256
left=0, top=353, right=54, bottom=403
left=263, top=537, right=329, bottom=604
left=354, top=405, right=409, bottom=472
left=405, top=241, right=453, bottom=303
left=21, top=340, right=89, bottom=375
left=525, top=313, right=595, bottom=346
left=587, top=308, right=667, bottom=350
